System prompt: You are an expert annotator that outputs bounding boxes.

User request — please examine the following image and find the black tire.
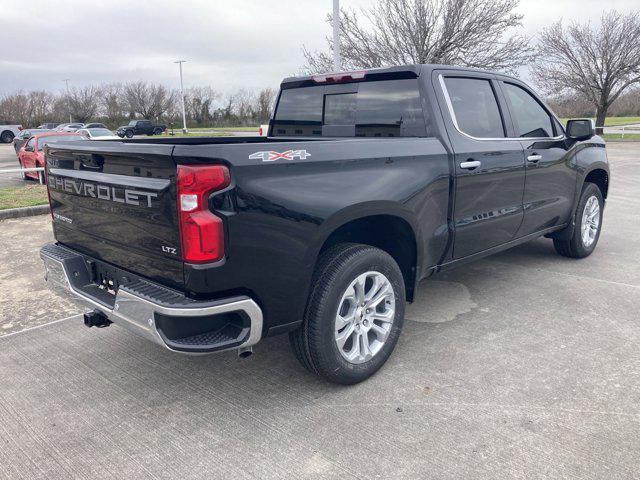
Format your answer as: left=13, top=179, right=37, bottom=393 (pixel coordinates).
left=554, top=182, right=603, bottom=258
left=289, top=243, right=406, bottom=384
left=125, top=130, right=134, bottom=139
left=37, top=169, right=45, bottom=185
left=153, top=127, right=162, bottom=135
left=1, top=130, right=14, bottom=143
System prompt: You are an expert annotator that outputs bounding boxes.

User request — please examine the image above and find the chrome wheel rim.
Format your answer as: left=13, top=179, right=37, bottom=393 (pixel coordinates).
left=334, top=271, right=395, bottom=364
left=581, top=195, right=600, bottom=247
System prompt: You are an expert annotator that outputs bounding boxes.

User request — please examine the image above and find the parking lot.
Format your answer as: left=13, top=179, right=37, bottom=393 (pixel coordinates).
left=0, top=143, right=638, bottom=479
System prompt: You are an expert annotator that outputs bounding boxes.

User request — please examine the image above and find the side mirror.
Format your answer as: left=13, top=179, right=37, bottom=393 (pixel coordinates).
left=566, top=119, right=595, bottom=140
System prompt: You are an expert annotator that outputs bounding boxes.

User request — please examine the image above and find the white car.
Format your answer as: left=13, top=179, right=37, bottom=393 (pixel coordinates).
left=0, top=124, right=23, bottom=143
left=56, top=123, right=84, bottom=132
left=76, top=128, right=120, bottom=140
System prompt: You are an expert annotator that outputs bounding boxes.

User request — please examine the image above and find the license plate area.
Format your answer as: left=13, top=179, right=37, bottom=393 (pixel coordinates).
left=88, top=259, right=129, bottom=296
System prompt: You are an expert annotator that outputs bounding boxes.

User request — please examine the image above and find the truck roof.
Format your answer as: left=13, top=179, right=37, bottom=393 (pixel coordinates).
left=281, top=64, right=517, bottom=89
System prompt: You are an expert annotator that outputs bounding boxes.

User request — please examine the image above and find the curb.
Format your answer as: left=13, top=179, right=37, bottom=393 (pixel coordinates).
left=0, top=204, right=50, bottom=220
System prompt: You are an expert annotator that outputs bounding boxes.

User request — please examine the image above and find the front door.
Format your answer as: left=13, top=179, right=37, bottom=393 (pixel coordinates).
left=437, top=74, right=526, bottom=259
left=499, top=81, right=577, bottom=236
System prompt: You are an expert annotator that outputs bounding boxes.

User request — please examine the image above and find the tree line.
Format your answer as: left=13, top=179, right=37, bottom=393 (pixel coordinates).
left=0, top=83, right=277, bottom=129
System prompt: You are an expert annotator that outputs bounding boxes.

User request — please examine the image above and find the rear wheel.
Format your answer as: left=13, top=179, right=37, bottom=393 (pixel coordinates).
left=554, top=182, right=603, bottom=258
left=1, top=130, right=14, bottom=143
left=153, top=127, right=162, bottom=135
left=289, top=243, right=406, bottom=384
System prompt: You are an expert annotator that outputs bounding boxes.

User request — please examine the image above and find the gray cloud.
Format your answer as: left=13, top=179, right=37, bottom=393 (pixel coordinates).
left=0, top=0, right=636, bottom=96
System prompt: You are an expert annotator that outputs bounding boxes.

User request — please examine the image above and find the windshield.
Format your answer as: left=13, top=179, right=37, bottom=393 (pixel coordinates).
left=88, top=128, right=114, bottom=137
left=37, top=135, right=84, bottom=150
left=128, top=120, right=137, bottom=126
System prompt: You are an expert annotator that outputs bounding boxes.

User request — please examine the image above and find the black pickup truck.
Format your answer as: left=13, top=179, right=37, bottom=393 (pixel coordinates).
left=116, top=119, right=166, bottom=138
left=41, top=65, right=609, bottom=384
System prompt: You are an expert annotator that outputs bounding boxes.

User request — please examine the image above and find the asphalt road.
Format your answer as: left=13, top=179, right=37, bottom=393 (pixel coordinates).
left=0, top=143, right=638, bottom=479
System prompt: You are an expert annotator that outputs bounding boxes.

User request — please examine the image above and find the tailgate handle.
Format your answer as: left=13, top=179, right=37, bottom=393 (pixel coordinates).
left=79, top=154, right=105, bottom=171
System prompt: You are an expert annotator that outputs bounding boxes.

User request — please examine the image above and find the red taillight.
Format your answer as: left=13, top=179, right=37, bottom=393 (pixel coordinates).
left=18, top=125, right=24, bottom=131
left=312, top=70, right=367, bottom=84
left=177, top=165, right=230, bottom=263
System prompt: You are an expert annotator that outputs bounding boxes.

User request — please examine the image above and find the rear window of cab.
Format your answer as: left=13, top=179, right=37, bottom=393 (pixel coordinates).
left=272, top=79, right=427, bottom=138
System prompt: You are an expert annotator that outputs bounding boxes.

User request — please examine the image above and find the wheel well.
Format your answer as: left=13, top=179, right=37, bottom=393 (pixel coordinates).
left=585, top=169, right=608, bottom=199
left=319, top=215, right=418, bottom=301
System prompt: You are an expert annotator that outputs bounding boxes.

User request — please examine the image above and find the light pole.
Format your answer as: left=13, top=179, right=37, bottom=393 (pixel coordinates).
left=332, top=0, right=341, bottom=71
left=63, top=79, right=72, bottom=123
left=174, top=60, right=188, bottom=134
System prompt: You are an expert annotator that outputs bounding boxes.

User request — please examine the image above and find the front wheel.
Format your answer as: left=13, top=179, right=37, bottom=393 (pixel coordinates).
left=125, top=130, right=134, bottom=139
left=290, top=243, right=406, bottom=384
left=554, top=182, right=603, bottom=258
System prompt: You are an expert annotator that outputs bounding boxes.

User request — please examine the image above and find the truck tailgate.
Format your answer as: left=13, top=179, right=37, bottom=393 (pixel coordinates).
left=46, top=141, right=184, bottom=289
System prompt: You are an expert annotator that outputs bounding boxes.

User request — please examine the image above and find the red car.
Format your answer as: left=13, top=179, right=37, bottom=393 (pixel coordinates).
left=18, top=132, right=83, bottom=182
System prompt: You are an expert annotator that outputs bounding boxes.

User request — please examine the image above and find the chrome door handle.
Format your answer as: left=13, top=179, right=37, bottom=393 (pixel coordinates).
left=527, top=154, right=542, bottom=163
left=460, top=160, right=481, bottom=170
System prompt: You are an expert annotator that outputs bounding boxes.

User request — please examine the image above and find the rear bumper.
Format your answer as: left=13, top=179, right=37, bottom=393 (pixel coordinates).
left=40, top=243, right=263, bottom=354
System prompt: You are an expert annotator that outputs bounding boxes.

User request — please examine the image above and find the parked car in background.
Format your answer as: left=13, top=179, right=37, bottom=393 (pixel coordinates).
left=116, top=119, right=166, bottom=138
left=76, top=128, right=120, bottom=140
left=13, top=128, right=51, bottom=153
left=18, top=132, right=83, bottom=182
left=82, top=122, right=108, bottom=129
left=37, top=123, right=61, bottom=129
left=56, top=123, right=84, bottom=132
left=0, top=124, right=23, bottom=143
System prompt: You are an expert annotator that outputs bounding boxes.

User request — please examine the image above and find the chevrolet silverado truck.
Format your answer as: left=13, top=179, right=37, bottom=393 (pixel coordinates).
left=40, top=65, right=609, bottom=384
left=116, top=119, right=166, bottom=138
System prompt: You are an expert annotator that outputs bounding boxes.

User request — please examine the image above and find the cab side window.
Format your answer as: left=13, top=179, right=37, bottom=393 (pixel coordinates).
left=443, top=77, right=505, bottom=138
left=502, top=83, right=554, bottom=138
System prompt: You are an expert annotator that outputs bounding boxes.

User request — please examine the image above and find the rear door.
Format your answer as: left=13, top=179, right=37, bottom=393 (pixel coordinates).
left=436, top=72, right=526, bottom=258
left=498, top=81, right=576, bottom=235
left=46, top=141, right=184, bottom=289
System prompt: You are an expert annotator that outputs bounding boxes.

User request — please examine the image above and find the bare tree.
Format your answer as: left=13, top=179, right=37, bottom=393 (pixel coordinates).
left=185, top=86, right=219, bottom=125
left=27, top=91, right=54, bottom=126
left=534, top=10, right=640, bottom=132
left=254, top=88, right=277, bottom=123
left=67, top=85, right=101, bottom=123
left=124, top=81, right=176, bottom=120
left=0, top=92, right=30, bottom=125
left=101, top=83, right=127, bottom=126
left=304, top=0, right=533, bottom=74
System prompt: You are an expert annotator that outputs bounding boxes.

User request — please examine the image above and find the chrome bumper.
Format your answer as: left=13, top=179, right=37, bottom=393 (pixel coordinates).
left=40, top=243, right=263, bottom=354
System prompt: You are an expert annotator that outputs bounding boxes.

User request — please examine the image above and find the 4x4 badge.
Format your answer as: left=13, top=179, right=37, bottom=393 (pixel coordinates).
left=249, top=150, right=311, bottom=162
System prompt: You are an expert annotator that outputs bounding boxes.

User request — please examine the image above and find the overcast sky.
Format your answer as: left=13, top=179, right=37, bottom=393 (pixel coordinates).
left=0, top=0, right=636, bottom=98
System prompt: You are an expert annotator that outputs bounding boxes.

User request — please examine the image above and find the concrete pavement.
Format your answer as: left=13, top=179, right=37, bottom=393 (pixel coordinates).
left=0, top=143, right=638, bottom=479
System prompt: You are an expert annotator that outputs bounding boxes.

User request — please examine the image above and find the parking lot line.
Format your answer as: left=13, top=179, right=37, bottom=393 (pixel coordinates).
left=0, top=313, right=81, bottom=339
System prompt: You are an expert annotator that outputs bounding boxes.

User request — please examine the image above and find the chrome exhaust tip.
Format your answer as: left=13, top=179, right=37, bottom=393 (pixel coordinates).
left=238, top=346, right=253, bottom=358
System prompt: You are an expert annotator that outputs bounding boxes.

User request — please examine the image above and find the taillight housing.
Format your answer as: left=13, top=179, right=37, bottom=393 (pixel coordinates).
left=177, top=165, right=230, bottom=263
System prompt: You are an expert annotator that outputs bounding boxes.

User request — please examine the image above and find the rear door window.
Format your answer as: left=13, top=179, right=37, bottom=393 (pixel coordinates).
left=272, top=79, right=426, bottom=137
left=443, top=77, right=505, bottom=138
left=502, top=83, right=554, bottom=138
